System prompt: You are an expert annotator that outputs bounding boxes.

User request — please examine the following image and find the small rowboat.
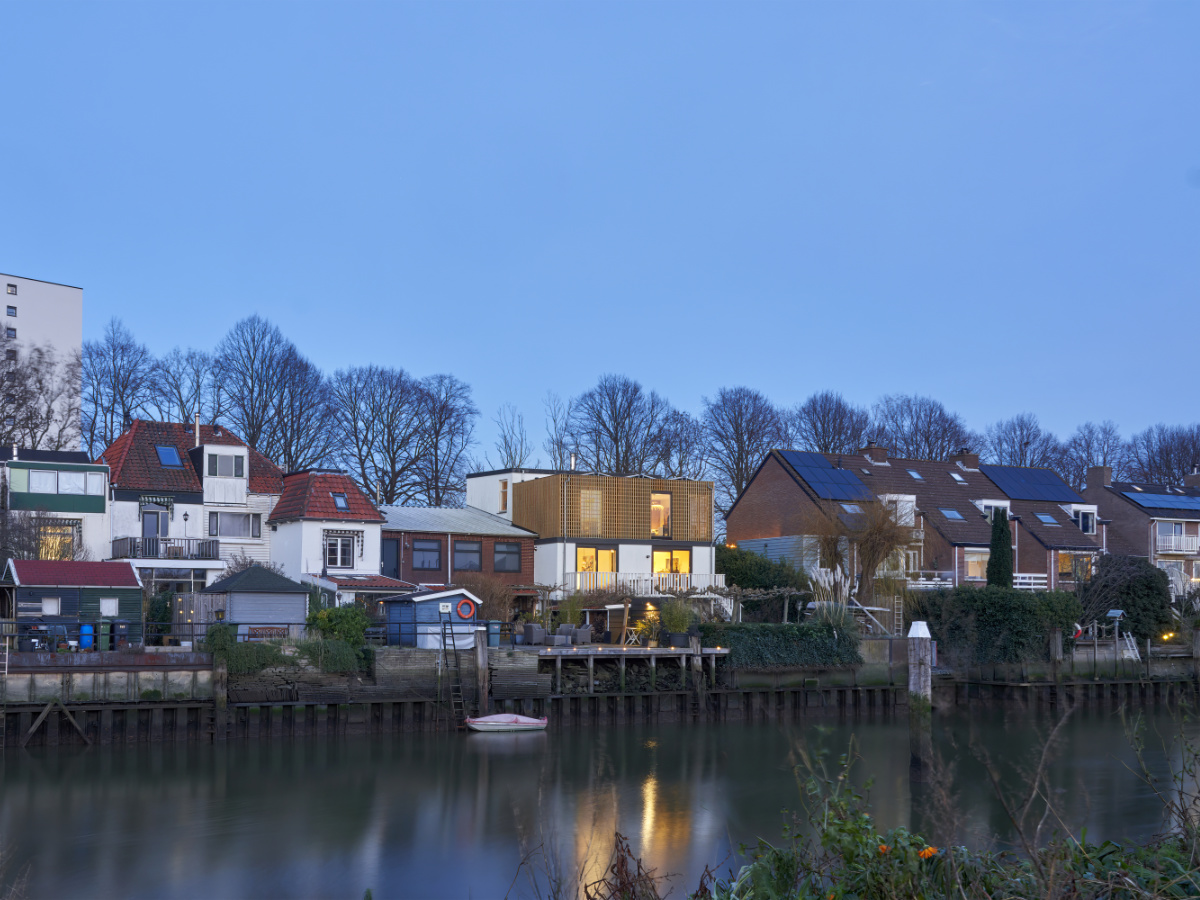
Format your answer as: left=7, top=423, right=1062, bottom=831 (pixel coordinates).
left=465, top=713, right=548, bottom=733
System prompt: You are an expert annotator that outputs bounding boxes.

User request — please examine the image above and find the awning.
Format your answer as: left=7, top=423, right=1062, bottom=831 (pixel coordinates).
left=139, top=495, right=174, bottom=509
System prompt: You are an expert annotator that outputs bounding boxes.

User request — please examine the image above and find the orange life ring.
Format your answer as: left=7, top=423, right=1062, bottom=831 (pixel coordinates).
left=456, top=598, right=474, bottom=620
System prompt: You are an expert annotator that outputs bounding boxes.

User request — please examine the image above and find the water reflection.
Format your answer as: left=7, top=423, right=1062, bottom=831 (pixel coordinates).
left=0, top=709, right=1192, bottom=899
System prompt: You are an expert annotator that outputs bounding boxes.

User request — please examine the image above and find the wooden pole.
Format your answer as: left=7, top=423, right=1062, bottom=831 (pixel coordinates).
left=474, top=630, right=489, bottom=715
left=213, top=659, right=228, bottom=743
left=907, top=622, right=933, bottom=783
left=619, top=598, right=630, bottom=646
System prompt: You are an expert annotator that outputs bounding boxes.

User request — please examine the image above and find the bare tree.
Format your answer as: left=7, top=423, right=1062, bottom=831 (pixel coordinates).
left=542, top=392, right=573, bottom=471
left=703, top=386, right=783, bottom=516
left=81, top=318, right=155, bottom=457
left=567, top=374, right=673, bottom=476
left=983, top=413, right=1064, bottom=470
left=1062, top=420, right=1127, bottom=489
left=0, top=503, right=91, bottom=561
left=214, top=315, right=292, bottom=452
left=266, top=347, right=334, bottom=472
left=413, top=373, right=478, bottom=506
left=1125, top=423, right=1200, bottom=484
left=221, top=552, right=286, bottom=577
left=1, top=336, right=81, bottom=452
left=148, top=347, right=224, bottom=425
left=801, top=499, right=913, bottom=610
left=658, top=409, right=707, bottom=480
left=328, top=365, right=426, bottom=504
left=487, top=403, right=537, bottom=469
left=785, top=390, right=869, bottom=454
left=870, top=394, right=979, bottom=461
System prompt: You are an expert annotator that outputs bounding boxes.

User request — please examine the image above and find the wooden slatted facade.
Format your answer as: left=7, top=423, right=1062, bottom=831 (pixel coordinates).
left=512, top=474, right=713, bottom=542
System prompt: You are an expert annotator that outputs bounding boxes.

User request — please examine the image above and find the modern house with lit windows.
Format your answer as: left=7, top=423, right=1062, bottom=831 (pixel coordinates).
left=465, top=467, right=722, bottom=599
left=727, top=445, right=1103, bottom=600
left=99, top=419, right=284, bottom=595
left=1083, top=466, right=1200, bottom=598
left=267, top=469, right=411, bottom=607
left=1, top=448, right=110, bottom=560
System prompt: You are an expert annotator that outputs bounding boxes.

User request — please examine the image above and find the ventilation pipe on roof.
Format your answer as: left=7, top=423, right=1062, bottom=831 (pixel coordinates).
left=570, top=453, right=576, bottom=471
left=11, top=445, right=16, bottom=461
left=195, top=413, right=201, bottom=448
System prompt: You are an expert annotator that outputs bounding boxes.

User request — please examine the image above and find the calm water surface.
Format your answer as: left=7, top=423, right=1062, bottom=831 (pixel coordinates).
left=0, top=708, right=1193, bottom=899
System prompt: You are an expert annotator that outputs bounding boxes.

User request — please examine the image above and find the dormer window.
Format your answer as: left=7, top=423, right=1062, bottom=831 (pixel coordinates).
left=207, top=453, right=244, bottom=477
left=332, top=492, right=349, bottom=511
left=156, top=445, right=183, bottom=468
left=950, top=472, right=966, bottom=484
left=1072, top=510, right=1096, bottom=534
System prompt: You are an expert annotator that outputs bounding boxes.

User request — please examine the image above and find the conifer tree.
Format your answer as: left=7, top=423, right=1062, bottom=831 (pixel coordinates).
left=986, top=508, right=1013, bottom=588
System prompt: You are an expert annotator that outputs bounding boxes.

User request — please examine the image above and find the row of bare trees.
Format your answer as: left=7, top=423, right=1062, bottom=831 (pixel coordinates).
left=80, top=316, right=478, bottom=506
left=0, top=330, right=81, bottom=452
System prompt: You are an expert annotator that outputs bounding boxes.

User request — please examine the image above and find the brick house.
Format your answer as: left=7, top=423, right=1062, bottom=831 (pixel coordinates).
left=379, top=506, right=538, bottom=609
left=1083, top=466, right=1200, bottom=598
left=727, top=444, right=1103, bottom=599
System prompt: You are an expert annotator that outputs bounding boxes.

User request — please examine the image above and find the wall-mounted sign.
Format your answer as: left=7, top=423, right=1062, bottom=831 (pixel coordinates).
left=439, top=602, right=452, bottom=613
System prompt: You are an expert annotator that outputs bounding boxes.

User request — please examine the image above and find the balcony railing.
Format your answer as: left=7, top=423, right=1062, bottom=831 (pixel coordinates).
left=1157, top=534, right=1200, bottom=554
left=1013, top=573, right=1048, bottom=591
left=111, top=537, right=221, bottom=561
left=906, top=572, right=955, bottom=591
left=566, top=572, right=727, bottom=595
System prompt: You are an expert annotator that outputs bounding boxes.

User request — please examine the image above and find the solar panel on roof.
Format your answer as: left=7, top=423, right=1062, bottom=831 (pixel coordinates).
left=1121, top=492, right=1200, bottom=512
left=979, top=465, right=1082, bottom=503
left=780, top=450, right=874, bottom=502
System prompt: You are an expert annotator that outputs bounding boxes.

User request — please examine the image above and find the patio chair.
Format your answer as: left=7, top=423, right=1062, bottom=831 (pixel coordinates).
left=524, top=624, right=545, bottom=646
left=573, top=625, right=591, bottom=645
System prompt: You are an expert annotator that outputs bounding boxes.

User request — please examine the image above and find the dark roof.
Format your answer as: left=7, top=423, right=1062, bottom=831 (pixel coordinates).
left=979, top=465, right=1083, bottom=503
left=4, top=560, right=140, bottom=588
left=269, top=471, right=384, bottom=523
left=200, top=565, right=309, bottom=594
left=9, top=448, right=96, bottom=465
left=1100, top=481, right=1200, bottom=521
left=99, top=420, right=283, bottom=495
left=1008, top=500, right=1102, bottom=551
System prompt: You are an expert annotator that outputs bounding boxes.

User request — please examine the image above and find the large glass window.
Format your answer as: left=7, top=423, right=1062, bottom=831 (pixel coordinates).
left=653, top=549, right=690, bottom=574
left=29, top=470, right=57, bottom=494
left=412, top=539, right=442, bottom=570
left=965, top=550, right=990, bottom=579
left=454, top=540, right=482, bottom=571
left=38, top=523, right=76, bottom=560
left=207, top=454, right=244, bottom=477
left=580, top=489, right=601, bottom=536
left=86, top=472, right=105, bottom=495
left=58, top=471, right=86, bottom=494
left=208, top=512, right=261, bottom=538
left=576, top=547, right=616, bottom=573
left=650, top=493, right=672, bottom=538
left=1159, top=521, right=1184, bottom=537
left=494, top=542, right=521, bottom=572
left=142, top=508, right=168, bottom=538
left=326, top=536, right=354, bottom=568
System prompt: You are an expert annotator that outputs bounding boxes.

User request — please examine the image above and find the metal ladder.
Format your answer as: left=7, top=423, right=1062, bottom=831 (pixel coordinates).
left=1122, top=632, right=1142, bottom=662
left=439, top=614, right=466, bottom=729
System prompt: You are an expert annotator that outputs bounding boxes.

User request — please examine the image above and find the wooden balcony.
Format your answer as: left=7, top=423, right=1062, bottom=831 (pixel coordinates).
left=1157, top=534, right=1200, bottom=555
left=110, top=537, right=221, bottom=561
left=565, top=571, right=726, bottom=595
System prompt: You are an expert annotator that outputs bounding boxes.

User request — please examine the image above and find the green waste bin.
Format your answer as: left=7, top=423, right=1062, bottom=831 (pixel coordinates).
left=487, top=620, right=500, bottom=648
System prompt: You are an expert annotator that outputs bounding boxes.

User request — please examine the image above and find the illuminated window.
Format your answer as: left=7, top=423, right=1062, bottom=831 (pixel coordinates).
left=38, top=523, right=76, bottom=560
left=580, top=489, right=601, bottom=537
left=650, top=492, right=672, bottom=538
left=653, top=549, right=690, bottom=574
left=576, top=547, right=616, bottom=573
left=498, top=479, right=508, bottom=513
left=5, top=285, right=15, bottom=295
left=964, top=550, right=990, bottom=579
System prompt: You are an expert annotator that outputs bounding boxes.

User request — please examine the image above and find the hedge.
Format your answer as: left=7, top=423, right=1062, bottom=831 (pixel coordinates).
left=203, top=623, right=288, bottom=675
left=915, top=586, right=1082, bottom=664
left=699, top=622, right=862, bottom=670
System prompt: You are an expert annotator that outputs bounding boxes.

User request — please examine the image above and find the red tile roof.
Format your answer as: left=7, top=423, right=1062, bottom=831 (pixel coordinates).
left=326, top=574, right=416, bottom=591
left=98, top=420, right=283, bottom=495
left=268, top=471, right=384, bottom=523
left=6, top=560, right=141, bottom=588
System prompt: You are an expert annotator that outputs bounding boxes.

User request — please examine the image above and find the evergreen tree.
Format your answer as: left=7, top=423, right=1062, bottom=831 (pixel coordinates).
left=986, top=509, right=1013, bottom=588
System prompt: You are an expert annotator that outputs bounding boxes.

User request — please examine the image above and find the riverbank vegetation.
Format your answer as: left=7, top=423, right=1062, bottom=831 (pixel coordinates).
left=699, top=622, right=861, bottom=670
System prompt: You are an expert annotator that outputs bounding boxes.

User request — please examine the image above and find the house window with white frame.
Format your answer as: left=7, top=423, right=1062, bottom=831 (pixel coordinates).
left=208, top=512, right=261, bottom=538
left=498, top=479, right=508, bottom=514
left=325, top=536, right=354, bottom=568
left=964, top=549, right=990, bottom=580
left=207, top=453, right=245, bottom=477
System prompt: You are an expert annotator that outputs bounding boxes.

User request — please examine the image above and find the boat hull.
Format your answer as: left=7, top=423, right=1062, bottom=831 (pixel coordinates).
left=465, top=714, right=548, bottom=733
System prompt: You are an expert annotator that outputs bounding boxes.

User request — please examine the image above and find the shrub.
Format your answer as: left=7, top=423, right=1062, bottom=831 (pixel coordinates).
left=699, top=622, right=861, bottom=670
left=716, top=545, right=808, bottom=590
left=297, top=638, right=359, bottom=674
left=203, top=623, right=288, bottom=675
left=454, top=572, right=514, bottom=622
left=306, top=605, right=371, bottom=647
left=915, top=586, right=1082, bottom=664
left=555, top=592, right=586, bottom=628
left=659, top=599, right=692, bottom=634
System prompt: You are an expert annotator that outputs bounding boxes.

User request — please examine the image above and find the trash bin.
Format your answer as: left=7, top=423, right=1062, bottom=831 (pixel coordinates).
left=99, top=621, right=112, bottom=652
left=487, top=620, right=500, bottom=648
left=80, top=624, right=95, bottom=651
left=113, top=619, right=129, bottom=649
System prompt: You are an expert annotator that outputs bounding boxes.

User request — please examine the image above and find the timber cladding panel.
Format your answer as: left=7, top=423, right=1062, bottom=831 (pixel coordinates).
left=513, top=474, right=713, bottom=542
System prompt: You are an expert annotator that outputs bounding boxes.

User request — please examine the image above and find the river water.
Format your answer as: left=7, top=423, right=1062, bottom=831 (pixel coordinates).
left=0, top=707, right=1193, bottom=898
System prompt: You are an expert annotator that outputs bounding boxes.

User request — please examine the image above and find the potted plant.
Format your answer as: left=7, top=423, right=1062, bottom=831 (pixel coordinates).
left=660, top=600, right=692, bottom=648
left=634, top=612, right=659, bottom=647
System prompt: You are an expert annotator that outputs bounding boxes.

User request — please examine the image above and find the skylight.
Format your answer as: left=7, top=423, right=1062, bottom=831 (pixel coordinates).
left=1036, top=513, right=1060, bottom=526
left=908, top=470, right=923, bottom=480
left=950, top=472, right=967, bottom=484
left=331, top=492, right=349, bottom=511
left=840, top=503, right=863, bottom=514
left=940, top=508, right=964, bottom=520
left=156, top=445, right=183, bottom=468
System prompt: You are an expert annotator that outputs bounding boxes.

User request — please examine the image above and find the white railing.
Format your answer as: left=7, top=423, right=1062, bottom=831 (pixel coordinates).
left=1157, top=534, right=1200, bottom=554
left=1013, top=573, right=1048, bottom=591
left=565, top=572, right=727, bottom=595
left=906, top=573, right=955, bottom=591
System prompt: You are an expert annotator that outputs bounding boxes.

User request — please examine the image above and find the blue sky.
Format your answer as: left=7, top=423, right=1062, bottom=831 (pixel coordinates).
left=3, top=2, right=1197, bottom=458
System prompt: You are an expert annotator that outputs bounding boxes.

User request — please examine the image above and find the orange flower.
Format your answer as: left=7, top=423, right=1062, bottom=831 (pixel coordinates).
left=878, top=844, right=890, bottom=854
left=918, top=847, right=939, bottom=860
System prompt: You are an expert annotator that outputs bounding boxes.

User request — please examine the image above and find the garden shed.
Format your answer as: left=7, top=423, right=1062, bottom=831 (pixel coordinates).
left=381, top=588, right=481, bottom=649
left=197, top=565, right=310, bottom=640
left=0, top=559, right=144, bottom=646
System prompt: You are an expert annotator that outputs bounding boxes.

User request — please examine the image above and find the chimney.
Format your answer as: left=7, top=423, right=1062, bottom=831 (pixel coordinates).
left=194, top=412, right=201, bottom=448
left=861, top=440, right=888, bottom=464
left=1087, top=465, right=1112, bottom=488
left=11, top=445, right=16, bottom=461
left=948, top=447, right=980, bottom=469
left=570, top=453, right=576, bottom=471
left=1184, top=467, right=1200, bottom=489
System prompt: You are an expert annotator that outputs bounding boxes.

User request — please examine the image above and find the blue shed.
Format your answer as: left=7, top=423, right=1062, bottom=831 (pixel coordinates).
left=381, top=588, right=482, bottom=649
